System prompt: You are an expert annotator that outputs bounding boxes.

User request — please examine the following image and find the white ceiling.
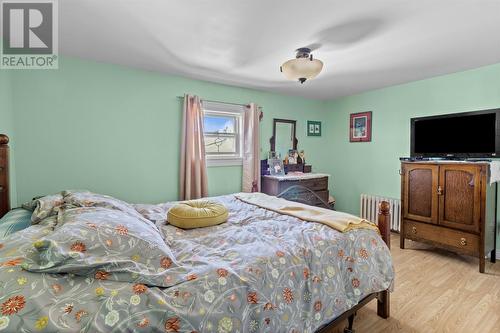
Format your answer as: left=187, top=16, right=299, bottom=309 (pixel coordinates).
left=60, top=0, right=500, bottom=100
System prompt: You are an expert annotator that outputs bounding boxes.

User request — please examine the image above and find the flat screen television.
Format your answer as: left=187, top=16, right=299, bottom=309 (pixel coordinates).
left=410, top=108, right=500, bottom=158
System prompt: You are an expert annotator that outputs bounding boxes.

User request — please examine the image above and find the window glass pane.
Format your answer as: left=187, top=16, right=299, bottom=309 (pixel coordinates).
left=204, top=116, right=235, bottom=134
left=205, top=135, right=236, bottom=154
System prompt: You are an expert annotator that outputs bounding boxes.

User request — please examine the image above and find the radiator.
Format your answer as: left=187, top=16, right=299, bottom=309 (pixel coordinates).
left=360, top=194, right=401, bottom=232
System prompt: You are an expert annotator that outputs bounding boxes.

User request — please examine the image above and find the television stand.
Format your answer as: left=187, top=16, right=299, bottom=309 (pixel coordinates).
left=400, top=160, right=497, bottom=273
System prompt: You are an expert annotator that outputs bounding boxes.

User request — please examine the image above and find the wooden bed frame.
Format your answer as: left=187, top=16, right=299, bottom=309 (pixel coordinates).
left=278, top=185, right=391, bottom=333
left=0, top=134, right=9, bottom=218
left=0, top=133, right=390, bottom=332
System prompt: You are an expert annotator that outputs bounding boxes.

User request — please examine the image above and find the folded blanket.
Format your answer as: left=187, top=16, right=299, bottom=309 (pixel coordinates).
left=235, top=192, right=380, bottom=233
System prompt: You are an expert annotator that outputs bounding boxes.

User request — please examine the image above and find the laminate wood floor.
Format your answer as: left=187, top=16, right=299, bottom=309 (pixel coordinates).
left=328, top=233, right=500, bottom=333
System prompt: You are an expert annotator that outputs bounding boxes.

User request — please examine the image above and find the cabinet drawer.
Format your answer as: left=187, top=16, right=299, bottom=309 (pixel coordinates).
left=404, top=220, right=479, bottom=255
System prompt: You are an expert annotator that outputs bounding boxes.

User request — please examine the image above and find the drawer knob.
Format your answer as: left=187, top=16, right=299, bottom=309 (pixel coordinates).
left=411, top=226, right=417, bottom=234
left=460, top=238, right=467, bottom=246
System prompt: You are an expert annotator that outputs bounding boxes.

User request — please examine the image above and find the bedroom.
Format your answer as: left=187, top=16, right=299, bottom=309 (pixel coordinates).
left=0, top=0, right=499, bottom=332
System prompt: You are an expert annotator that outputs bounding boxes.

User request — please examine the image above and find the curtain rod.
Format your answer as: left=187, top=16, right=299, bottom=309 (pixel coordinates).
left=176, top=95, right=262, bottom=109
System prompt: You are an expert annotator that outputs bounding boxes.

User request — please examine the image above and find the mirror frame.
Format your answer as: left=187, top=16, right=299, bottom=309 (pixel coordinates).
left=270, top=118, right=298, bottom=153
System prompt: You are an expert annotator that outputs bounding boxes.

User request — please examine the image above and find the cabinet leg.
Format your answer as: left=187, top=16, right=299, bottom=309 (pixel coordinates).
left=479, top=256, right=485, bottom=273
left=491, top=250, right=496, bottom=263
left=400, top=236, right=405, bottom=249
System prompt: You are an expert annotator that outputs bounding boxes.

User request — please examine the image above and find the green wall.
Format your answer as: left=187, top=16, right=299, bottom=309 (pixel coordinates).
left=0, top=70, right=17, bottom=206
left=0, top=72, right=13, bottom=150
left=9, top=57, right=330, bottom=204
left=326, top=62, right=500, bottom=215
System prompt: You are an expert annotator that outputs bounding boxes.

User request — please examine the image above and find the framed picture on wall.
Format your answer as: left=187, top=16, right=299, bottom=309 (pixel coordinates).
left=307, top=120, right=321, bottom=136
left=350, top=111, right=372, bottom=142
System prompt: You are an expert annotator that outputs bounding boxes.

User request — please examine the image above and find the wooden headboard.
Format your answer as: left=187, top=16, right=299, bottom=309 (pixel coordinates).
left=0, top=134, right=10, bottom=218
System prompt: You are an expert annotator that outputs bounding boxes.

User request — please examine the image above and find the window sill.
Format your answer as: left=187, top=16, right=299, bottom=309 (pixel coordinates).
left=206, top=158, right=243, bottom=167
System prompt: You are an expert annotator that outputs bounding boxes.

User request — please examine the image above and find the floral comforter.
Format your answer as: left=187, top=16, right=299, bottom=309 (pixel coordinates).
left=0, top=192, right=394, bottom=333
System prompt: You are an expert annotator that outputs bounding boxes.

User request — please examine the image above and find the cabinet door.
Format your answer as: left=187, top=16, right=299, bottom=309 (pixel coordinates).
left=438, top=165, right=481, bottom=233
left=403, top=164, right=439, bottom=224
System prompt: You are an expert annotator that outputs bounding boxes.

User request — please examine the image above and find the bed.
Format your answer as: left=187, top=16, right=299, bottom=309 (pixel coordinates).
left=0, top=134, right=393, bottom=332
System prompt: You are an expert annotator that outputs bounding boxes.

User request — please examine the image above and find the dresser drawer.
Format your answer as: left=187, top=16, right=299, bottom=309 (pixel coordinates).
left=288, top=189, right=328, bottom=207
left=302, top=177, right=328, bottom=191
left=315, top=190, right=329, bottom=203
left=404, top=220, right=479, bottom=255
left=277, top=176, right=328, bottom=193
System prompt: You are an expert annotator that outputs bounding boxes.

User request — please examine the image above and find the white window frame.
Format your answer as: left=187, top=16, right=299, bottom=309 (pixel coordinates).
left=202, top=101, right=245, bottom=167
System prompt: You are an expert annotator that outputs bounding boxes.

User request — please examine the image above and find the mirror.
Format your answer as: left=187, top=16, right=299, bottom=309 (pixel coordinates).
left=270, top=118, right=298, bottom=159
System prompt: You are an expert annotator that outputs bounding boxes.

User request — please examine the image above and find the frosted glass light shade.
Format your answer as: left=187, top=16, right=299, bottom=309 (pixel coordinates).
left=281, top=57, right=323, bottom=82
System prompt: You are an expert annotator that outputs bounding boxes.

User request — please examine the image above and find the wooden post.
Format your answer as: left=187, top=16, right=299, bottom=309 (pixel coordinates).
left=377, top=200, right=391, bottom=318
left=377, top=290, right=390, bottom=319
left=378, top=201, right=391, bottom=249
left=0, top=134, right=10, bottom=218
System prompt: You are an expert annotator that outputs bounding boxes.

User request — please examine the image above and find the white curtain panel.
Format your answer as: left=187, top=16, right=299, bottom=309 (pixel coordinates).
left=242, top=103, right=261, bottom=192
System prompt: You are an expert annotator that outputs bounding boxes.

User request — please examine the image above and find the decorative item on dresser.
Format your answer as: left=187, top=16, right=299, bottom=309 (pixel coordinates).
left=0, top=134, right=10, bottom=218
left=261, top=173, right=329, bottom=207
left=261, top=158, right=311, bottom=175
left=400, top=161, right=497, bottom=273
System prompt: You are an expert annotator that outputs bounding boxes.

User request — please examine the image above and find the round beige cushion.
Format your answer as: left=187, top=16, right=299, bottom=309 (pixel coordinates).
left=167, top=200, right=228, bottom=229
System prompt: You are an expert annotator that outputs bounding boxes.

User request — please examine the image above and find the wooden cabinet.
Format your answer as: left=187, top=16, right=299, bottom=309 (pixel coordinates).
left=401, top=162, right=496, bottom=273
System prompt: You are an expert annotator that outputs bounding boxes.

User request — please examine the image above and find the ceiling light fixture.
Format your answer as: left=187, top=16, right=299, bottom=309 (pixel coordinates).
left=280, top=47, right=324, bottom=84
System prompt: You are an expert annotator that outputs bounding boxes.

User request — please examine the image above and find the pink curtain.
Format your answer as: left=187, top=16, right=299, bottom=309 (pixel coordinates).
left=242, top=103, right=262, bottom=192
left=180, top=95, right=208, bottom=200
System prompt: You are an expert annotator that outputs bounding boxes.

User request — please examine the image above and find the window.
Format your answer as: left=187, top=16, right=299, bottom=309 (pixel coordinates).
left=202, top=101, right=245, bottom=166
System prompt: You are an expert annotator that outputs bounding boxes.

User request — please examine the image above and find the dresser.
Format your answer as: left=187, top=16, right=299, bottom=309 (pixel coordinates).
left=400, top=161, right=497, bottom=273
left=261, top=173, right=329, bottom=207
